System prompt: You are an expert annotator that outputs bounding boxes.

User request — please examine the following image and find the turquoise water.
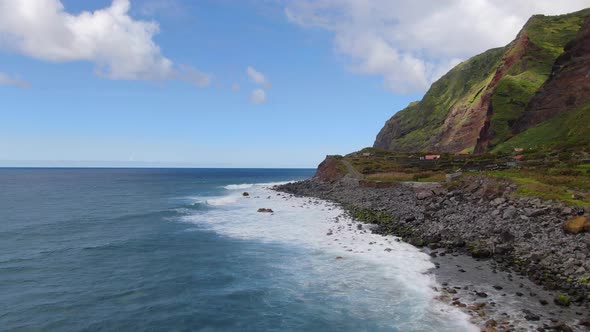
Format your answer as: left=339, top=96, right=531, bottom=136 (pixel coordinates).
left=0, top=168, right=475, bottom=331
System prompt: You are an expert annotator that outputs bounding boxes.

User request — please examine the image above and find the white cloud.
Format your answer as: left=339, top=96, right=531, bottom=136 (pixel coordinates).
left=285, top=0, right=590, bottom=93
left=0, top=72, right=29, bottom=89
left=0, top=0, right=209, bottom=86
left=0, top=0, right=173, bottom=80
left=246, top=66, right=270, bottom=87
left=250, top=88, right=267, bottom=104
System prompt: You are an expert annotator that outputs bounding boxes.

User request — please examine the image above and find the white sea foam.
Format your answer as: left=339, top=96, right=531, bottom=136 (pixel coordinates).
left=223, top=183, right=254, bottom=190
left=205, top=195, right=241, bottom=206
left=182, top=183, right=478, bottom=331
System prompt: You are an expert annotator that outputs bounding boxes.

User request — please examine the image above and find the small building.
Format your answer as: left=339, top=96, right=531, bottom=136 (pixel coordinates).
left=362, top=152, right=372, bottom=157
left=424, top=155, right=441, bottom=160
left=514, top=147, right=524, bottom=152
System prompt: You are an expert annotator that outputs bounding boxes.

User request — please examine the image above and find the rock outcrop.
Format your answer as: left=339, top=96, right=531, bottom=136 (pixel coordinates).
left=313, top=156, right=348, bottom=182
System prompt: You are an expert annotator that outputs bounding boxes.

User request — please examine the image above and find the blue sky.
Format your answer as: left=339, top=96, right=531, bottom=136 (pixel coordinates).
left=0, top=0, right=588, bottom=167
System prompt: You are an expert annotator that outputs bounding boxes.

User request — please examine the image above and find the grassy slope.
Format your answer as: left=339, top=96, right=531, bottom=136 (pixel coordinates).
left=493, top=103, right=590, bottom=152
left=379, top=47, right=505, bottom=151
left=377, top=9, right=590, bottom=152
left=488, top=11, right=588, bottom=147
left=487, top=165, right=590, bottom=206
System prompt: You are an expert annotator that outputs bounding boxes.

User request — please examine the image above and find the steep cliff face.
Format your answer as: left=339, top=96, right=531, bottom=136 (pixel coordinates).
left=374, top=9, right=590, bottom=153
left=513, top=17, right=590, bottom=134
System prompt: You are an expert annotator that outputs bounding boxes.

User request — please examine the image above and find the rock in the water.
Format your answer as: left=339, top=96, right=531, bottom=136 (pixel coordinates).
left=476, top=291, right=488, bottom=298
left=553, top=322, right=573, bottom=332
left=523, top=309, right=540, bottom=321
left=242, top=192, right=250, bottom=197
left=257, top=208, right=274, bottom=213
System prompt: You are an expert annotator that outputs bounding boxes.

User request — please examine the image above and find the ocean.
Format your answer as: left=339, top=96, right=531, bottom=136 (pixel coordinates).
left=0, top=168, right=476, bottom=331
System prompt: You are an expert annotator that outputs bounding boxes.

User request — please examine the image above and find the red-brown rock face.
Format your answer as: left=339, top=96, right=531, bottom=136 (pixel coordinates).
left=314, top=156, right=347, bottom=182
left=514, top=18, right=590, bottom=133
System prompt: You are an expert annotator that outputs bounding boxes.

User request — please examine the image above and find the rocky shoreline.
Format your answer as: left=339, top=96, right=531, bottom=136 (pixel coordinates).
left=275, top=176, right=590, bottom=331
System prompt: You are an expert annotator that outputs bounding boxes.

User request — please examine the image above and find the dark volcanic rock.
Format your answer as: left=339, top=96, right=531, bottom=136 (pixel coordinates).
left=257, top=208, right=274, bottom=213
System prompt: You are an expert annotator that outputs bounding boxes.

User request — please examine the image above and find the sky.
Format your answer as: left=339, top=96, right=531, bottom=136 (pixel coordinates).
left=0, top=0, right=589, bottom=168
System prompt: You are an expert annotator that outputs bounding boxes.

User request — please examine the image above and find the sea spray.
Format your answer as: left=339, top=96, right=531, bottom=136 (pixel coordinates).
left=182, top=182, right=478, bottom=331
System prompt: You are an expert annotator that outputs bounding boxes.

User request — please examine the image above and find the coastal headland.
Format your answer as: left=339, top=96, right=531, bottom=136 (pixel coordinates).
left=276, top=149, right=590, bottom=331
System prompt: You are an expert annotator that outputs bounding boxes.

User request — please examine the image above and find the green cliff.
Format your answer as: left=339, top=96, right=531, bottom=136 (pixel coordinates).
left=374, top=8, right=590, bottom=154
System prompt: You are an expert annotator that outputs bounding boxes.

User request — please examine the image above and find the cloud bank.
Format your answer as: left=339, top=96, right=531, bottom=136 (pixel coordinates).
left=0, top=0, right=209, bottom=86
left=285, top=0, right=590, bottom=93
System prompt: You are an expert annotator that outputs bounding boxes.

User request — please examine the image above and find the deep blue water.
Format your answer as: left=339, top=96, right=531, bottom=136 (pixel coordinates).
left=0, top=168, right=474, bottom=331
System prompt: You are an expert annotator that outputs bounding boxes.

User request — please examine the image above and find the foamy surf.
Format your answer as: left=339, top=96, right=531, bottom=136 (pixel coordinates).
left=223, top=183, right=254, bottom=190
left=181, top=182, right=478, bottom=331
left=205, top=195, right=241, bottom=206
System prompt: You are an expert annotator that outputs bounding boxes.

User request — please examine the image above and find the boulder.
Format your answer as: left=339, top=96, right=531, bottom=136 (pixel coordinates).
left=445, top=172, right=463, bottom=182
left=502, top=207, right=517, bottom=219
left=563, top=216, right=590, bottom=234
left=523, top=309, right=540, bottom=321
left=416, top=191, right=433, bottom=200
left=492, top=197, right=506, bottom=206
left=242, top=192, right=250, bottom=197
left=257, top=208, right=274, bottom=213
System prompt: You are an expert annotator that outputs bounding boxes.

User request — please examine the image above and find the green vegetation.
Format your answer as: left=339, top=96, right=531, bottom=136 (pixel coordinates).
left=493, top=103, right=590, bottom=153
left=554, top=293, right=571, bottom=306
left=486, top=158, right=590, bottom=206
left=377, top=47, right=505, bottom=151
left=375, top=9, right=590, bottom=153
left=366, top=171, right=445, bottom=183
left=344, top=144, right=590, bottom=206
left=526, top=10, right=590, bottom=56
left=486, top=11, right=586, bottom=148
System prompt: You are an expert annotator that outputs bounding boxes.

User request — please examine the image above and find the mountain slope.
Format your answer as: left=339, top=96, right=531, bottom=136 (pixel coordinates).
left=374, top=9, right=590, bottom=153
